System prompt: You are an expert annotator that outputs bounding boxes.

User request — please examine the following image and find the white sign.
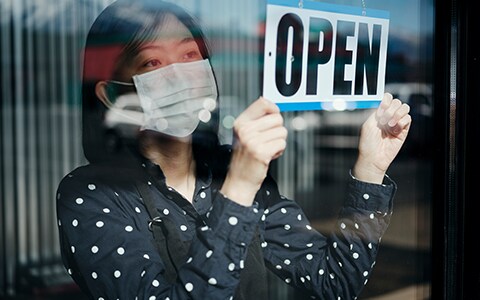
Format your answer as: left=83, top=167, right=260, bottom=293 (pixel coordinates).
left=263, top=0, right=390, bottom=111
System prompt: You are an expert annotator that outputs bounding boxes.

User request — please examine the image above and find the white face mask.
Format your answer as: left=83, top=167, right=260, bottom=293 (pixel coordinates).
left=132, top=59, right=218, bottom=137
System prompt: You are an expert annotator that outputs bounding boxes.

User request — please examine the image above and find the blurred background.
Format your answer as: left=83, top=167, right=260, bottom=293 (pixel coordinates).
left=0, top=0, right=434, bottom=299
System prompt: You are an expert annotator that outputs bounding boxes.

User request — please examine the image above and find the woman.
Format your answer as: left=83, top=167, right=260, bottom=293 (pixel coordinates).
left=56, top=0, right=411, bottom=299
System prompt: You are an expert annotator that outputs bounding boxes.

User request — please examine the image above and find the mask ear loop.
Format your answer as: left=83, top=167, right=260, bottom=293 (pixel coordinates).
left=102, top=81, right=145, bottom=126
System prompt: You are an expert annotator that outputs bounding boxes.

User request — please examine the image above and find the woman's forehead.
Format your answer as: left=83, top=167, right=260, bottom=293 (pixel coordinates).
left=148, top=14, right=193, bottom=41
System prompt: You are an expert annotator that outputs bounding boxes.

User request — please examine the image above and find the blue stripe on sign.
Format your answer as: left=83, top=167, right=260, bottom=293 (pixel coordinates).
left=267, top=0, right=390, bottom=19
left=276, top=100, right=381, bottom=112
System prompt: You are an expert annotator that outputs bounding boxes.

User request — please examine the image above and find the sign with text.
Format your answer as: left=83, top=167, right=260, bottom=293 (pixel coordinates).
left=263, top=0, right=390, bottom=111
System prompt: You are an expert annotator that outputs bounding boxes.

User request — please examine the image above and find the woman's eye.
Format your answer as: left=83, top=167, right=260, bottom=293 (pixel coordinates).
left=183, top=51, right=201, bottom=61
left=143, top=59, right=161, bottom=68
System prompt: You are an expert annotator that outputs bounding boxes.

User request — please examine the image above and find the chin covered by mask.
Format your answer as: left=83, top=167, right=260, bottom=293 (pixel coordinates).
left=131, top=59, right=218, bottom=138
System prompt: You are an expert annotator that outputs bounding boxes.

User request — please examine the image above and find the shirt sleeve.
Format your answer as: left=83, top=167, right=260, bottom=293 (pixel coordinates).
left=259, top=172, right=396, bottom=299
left=56, top=167, right=261, bottom=300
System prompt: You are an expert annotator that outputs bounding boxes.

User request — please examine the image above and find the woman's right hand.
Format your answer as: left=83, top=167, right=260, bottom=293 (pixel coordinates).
left=220, top=97, right=288, bottom=207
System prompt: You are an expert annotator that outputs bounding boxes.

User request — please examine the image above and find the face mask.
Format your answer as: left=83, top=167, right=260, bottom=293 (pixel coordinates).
left=132, top=59, right=218, bottom=137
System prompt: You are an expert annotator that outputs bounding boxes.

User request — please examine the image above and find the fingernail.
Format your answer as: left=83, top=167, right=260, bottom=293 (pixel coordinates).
left=388, top=119, right=397, bottom=127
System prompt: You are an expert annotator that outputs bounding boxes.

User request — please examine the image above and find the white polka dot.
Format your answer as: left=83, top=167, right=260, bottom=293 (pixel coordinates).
left=92, top=272, right=98, bottom=279
left=103, top=208, right=110, bottom=213
left=266, top=190, right=270, bottom=196
left=180, top=225, right=188, bottom=231
left=88, top=184, right=96, bottom=190
left=306, top=275, right=311, bottom=281
left=147, top=181, right=152, bottom=185
left=228, top=216, right=238, bottom=225
left=72, top=219, right=78, bottom=227
left=330, top=273, right=335, bottom=279
left=297, top=214, right=302, bottom=221
left=200, top=226, right=209, bottom=231
left=306, top=243, right=313, bottom=248
left=228, top=263, right=235, bottom=271
left=284, top=224, right=291, bottom=230
left=149, top=297, right=155, bottom=300
left=338, top=261, right=343, bottom=267
left=319, top=269, right=325, bottom=275
left=253, top=207, right=259, bottom=213
left=355, top=223, right=359, bottom=229
left=208, top=278, right=217, bottom=285
left=186, top=257, right=193, bottom=263
left=364, top=279, right=369, bottom=285
left=353, top=252, right=360, bottom=259
left=91, top=246, right=99, bottom=253
left=71, top=246, right=75, bottom=253
left=206, top=250, right=213, bottom=258
left=141, top=270, right=146, bottom=277
left=284, top=259, right=291, bottom=265
left=185, top=282, right=194, bottom=292
left=363, top=271, right=369, bottom=277
left=144, top=254, right=150, bottom=259
left=285, top=278, right=291, bottom=283
left=350, top=244, right=354, bottom=250
left=76, top=198, right=84, bottom=205
left=200, top=191, right=206, bottom=198
left=58, top=219, right=62, bottom=226
left=163, top=209, right=169, bottom=215
left=96, top=221, right=104, bottom=228
left=284, top=243, right=290, bottom=248
left=306, top=254, right=313, bottom=260
left=368, top=243, right=373, bottom=249
left=152, top=279, right=159, bottom=287
left=333, top=242, right=337, bottom=248
left=117, top=247, right=125, bottom=255
left=239, top=260, right=244, bottom=269
left=369, top=213, right=375, bottom=219
left=264, top=209, right=270, bottom=214
left=125, top=225, right=133, bottom=232
left=281, top=208, right=287, bottom=214
left=300, top=277, right=305, bottom=283
left=67, top=268, right=72, bottom=275
left=340, top=223, right=346, bottom=229
left=114, top=270, right=121, bottom=278
left=306, top=225, right=312, bottom=230
left=261, top=215, right=266, bottom=221
left=135, top=207, right=141, bottom=213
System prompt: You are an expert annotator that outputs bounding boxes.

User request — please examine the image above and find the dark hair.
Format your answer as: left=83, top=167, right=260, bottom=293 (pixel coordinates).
left=82, top=0, right=220, bottom=163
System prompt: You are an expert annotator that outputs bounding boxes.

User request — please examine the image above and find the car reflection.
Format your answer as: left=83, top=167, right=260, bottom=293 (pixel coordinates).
left=103, top=93, right=144, bottom=152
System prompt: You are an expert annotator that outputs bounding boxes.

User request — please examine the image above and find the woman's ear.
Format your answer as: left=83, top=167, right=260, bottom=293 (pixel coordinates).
left=95, top=81, right=114, bottom=108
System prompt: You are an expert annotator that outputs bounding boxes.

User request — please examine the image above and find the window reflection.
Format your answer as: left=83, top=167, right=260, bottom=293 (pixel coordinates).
left=0, top=0, right=433, bottom=299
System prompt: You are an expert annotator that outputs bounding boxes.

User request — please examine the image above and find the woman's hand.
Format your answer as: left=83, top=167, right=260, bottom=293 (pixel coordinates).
left=353, top=93, right=412, bottom=184
left=220, top=97, right=288, bottom=206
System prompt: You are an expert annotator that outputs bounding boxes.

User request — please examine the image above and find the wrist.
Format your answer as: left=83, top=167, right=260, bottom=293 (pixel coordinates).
left=220, top=174, right=260, bottom=207
left=352, top=157, right=386, bottom=184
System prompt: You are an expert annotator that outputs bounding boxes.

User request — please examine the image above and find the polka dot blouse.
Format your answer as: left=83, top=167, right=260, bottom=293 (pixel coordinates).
left=56, top=146, right=396, bottom=300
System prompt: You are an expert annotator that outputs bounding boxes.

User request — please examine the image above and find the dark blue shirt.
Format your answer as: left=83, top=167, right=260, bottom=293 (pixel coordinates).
left=56, top=146, right=396, bottom=300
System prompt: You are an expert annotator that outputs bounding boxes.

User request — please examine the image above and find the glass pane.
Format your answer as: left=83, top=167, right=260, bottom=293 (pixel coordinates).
left=0, top=0, right=434, bottom=299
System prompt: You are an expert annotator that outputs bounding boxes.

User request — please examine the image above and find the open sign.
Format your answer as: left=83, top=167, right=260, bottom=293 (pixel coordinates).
left=263, top=0, right=390, bottom=111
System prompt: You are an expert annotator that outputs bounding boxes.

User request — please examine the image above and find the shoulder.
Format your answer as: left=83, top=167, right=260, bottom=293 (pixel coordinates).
left=56, top=162, right=143, bottom=209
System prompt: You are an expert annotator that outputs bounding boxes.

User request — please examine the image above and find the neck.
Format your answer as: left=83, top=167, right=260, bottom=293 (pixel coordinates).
left=139, top=131, right=196, bottom=199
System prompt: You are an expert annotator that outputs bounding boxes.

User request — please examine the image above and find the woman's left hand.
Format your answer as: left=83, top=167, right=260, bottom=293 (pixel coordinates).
left=352, top=93, right=412, bottom=184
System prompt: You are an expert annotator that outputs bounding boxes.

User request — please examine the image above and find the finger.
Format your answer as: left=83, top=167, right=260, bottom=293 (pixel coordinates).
left=377, top=93, right=393, bottom=117
left=387, top=103, right=410, bottom=127
left=259, top=138, right=287, bottom=161
left=379, top=98, right=402, bottom=125
left=235, top=97, right=280, bottom=125
left=237, top=125, right=287, bottom=151
left=239, top=113, right=284, bottom=135
left=388, top=114, right=412, bottom=136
